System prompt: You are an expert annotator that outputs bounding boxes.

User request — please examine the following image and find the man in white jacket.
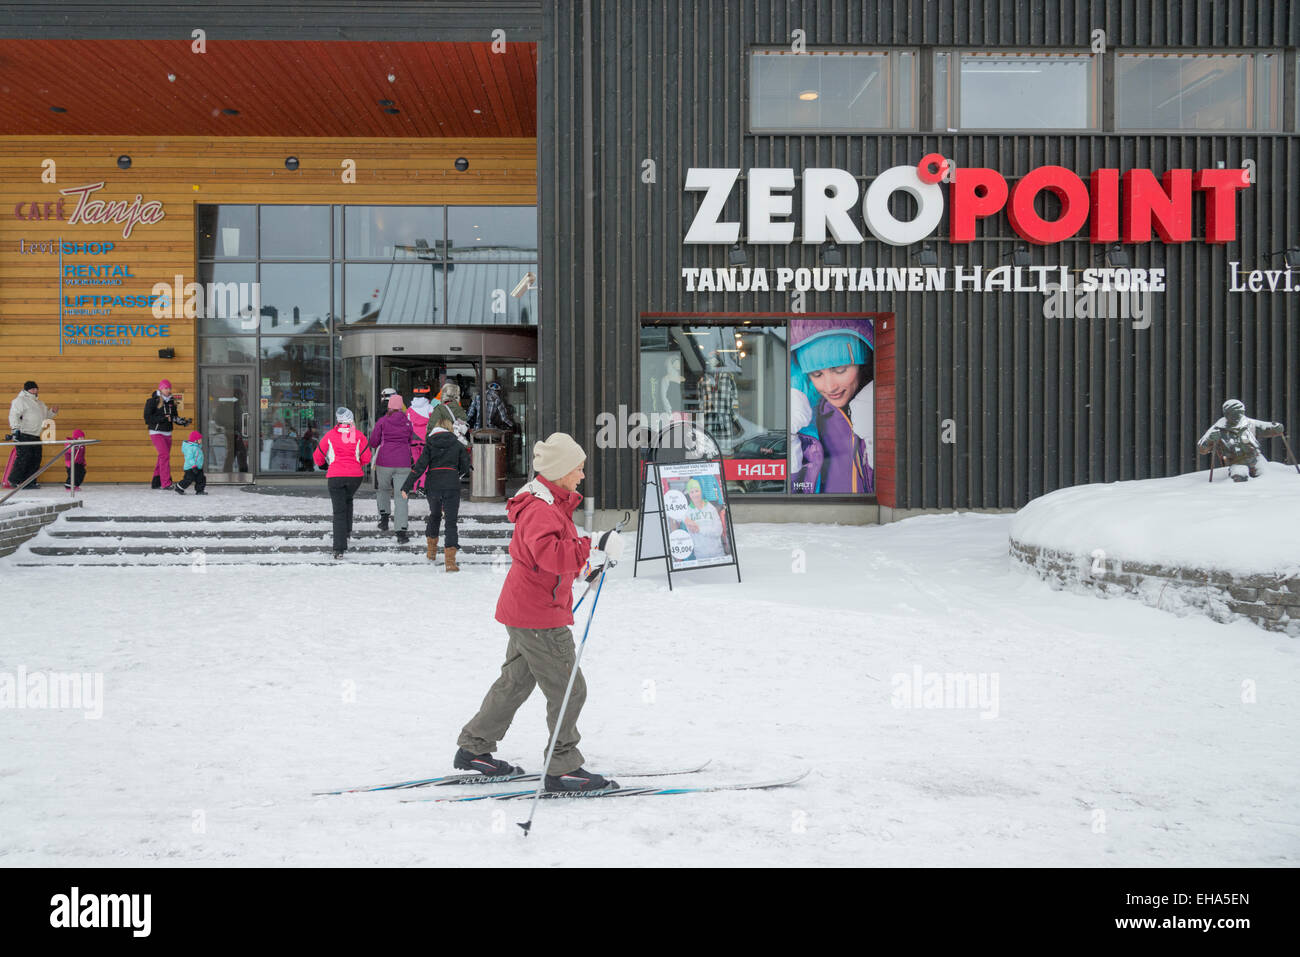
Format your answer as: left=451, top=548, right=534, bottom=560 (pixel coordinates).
left=8, top=380, right=59, bottom=488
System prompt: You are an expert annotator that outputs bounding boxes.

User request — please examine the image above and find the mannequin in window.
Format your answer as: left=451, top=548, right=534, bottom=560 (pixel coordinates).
left=697, top=352, right=741, bottom=454
left=660, top=354, right=685, bottom=419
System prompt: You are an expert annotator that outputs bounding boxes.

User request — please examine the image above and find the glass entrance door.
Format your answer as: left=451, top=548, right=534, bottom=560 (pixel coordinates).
left=377, top=356, right=480, bottom=413
left=480, top=364, right=536, bottom=480
left=201, top=367, right=254, bottom=483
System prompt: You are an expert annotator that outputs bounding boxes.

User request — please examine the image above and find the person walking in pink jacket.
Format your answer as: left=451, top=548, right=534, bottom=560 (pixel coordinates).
left=313, top=407, right=372, bottom=559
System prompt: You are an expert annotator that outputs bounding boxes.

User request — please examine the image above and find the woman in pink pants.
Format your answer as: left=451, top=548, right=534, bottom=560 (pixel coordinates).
left=142, top=379, right=189, bottom=489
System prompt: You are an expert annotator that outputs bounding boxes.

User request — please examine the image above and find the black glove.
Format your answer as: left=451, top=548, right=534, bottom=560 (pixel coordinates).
left=174, top=416, right=193, bottom=427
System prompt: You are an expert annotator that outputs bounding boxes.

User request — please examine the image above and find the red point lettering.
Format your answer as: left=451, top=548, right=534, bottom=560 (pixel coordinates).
left=948, top=168, right=1008, bottom=242
left=1193, top=169, right=1250, bottom=243
left=1122, top=169, right=1193, bottom=243
left=1006, top=166, right=1090, bottom=244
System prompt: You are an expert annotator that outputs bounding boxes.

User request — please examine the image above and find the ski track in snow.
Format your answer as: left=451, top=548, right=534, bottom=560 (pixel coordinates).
left=1, top=496, right=1297, bottom=866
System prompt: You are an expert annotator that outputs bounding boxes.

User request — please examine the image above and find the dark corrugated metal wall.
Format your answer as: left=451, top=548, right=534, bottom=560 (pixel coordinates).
left=538, top=0, right=1300, bottom=510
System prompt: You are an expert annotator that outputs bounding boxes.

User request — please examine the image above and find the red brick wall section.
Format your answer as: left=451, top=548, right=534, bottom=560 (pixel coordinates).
left=874, top=316, right=896, bottom=508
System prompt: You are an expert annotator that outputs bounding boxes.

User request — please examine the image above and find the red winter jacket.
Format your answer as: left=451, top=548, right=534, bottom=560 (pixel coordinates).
left=312, top=425, right=372, bottom=478
left=495, top=476, right=593, bottom=628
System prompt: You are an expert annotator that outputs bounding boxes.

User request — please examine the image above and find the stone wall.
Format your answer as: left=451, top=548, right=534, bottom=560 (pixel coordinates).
left=0, top=500, right=82, bottom=557
left=1010, top=539, right=1300, bottom=637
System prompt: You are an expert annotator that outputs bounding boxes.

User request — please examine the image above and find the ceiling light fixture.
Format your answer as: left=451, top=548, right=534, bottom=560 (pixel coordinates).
left=49, top=106, right=67, bottom=113
left=798, top=90, right=819, bottom=101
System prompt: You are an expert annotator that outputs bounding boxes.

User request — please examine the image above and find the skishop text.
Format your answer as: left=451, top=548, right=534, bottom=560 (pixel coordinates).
left=49, top=888, right=151, bottom=937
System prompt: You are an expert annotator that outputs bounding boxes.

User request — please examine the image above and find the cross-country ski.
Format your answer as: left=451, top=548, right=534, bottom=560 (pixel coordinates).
left=315, top=760, right=712, bottom=795
left=407, top=770, right=811, bottom=802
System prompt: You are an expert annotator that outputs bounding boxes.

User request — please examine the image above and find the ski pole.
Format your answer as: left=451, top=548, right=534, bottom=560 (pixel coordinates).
left=1280, top=433, right=1300, bottom=475
left=519, top=556, right=613, bottom=837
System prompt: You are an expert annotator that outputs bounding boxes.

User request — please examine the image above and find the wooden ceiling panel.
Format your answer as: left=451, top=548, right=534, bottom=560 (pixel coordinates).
left=0, top=39, right=537, bottom=137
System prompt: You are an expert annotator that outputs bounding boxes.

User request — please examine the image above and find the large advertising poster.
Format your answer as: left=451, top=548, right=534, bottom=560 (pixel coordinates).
left=788, top=317, right=874, bottom=495
left=658, top=460, right=734, bottom=569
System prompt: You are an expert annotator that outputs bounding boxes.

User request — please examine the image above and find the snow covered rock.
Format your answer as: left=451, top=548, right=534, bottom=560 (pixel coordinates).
left=1009, top=463, right=1300, bottom=635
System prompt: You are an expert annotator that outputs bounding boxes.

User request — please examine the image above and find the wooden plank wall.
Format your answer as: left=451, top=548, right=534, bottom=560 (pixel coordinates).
left=0, top=135, right=536, bottom=482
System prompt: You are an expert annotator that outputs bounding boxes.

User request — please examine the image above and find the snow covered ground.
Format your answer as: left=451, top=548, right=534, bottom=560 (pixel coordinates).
left=1, top=497, right=1297, bottom=866
left=1012, top=462, right=1300, bottom=576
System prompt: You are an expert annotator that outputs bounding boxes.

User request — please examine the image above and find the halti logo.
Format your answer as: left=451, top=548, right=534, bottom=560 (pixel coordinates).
left=49, top=887, right=151, bottom=937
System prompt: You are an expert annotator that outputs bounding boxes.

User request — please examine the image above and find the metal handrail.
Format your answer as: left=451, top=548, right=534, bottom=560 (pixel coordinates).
left=0, top=438, right=102, bottom=507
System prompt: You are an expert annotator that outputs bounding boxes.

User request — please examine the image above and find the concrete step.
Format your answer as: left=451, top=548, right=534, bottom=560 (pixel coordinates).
left=12, top=554, right=505, bottom=567
left=45, top=527, right=512, bottom=539
left=61, top=513, right=508, bottom=524
left=27, top=541, right=508, bottom=556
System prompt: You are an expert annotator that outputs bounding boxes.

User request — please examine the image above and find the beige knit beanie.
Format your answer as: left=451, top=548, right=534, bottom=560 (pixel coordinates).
left=533, top=432, right=586, bottom=481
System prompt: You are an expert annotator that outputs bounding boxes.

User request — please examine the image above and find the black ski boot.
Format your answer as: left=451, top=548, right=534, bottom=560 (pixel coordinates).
left=395, top=529, right=410, bottom=545
left=544, top=768, right=619, bottom=793
left=378, top=512, right=390, bottom=531
left=453, top=747, right=523, bottom=777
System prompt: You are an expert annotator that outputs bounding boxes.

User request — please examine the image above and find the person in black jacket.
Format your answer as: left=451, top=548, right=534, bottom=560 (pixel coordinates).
left=402, top=420, right=472, bottom=571
left=143, top=379, right=190, bottom=489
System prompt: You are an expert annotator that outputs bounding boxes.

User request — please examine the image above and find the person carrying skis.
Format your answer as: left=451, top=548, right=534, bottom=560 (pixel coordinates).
left=1197, top=398, right=1286, bottom=482
left=453, top=432, right=625, bottom=792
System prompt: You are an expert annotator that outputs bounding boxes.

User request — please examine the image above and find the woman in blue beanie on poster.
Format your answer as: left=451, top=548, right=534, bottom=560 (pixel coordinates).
left=788, top=318, right=874, bottom=495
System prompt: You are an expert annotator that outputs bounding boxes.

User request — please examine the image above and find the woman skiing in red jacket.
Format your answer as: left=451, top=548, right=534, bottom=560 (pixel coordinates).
left=453, top=432, right=625, bottom=792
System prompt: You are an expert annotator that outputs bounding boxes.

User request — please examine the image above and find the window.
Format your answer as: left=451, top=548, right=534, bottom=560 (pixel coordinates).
left=935, top=51, right=1098, bottom=130
left=639, top=323, right=789, bottom=495
left=750, top=50, right=915, bottom=131
left=259, top=206, right=331, bottom=259
left=198, top=206, right=255, bottom=260
left=1116, top=52, right=1280, bottom=130
left=447, top=206, right=538, bottom=258
left=259, top=264, right=331, bottom=334
left=258, top=338, right=330, bottom=473
left=343, top=262, right=442, bottom=325
left=344, top=206, right=443, bottom=260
